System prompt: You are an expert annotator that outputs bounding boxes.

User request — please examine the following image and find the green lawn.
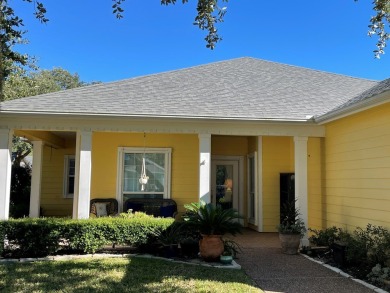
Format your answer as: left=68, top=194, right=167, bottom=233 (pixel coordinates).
left=0, top=257, right=262, bottom=293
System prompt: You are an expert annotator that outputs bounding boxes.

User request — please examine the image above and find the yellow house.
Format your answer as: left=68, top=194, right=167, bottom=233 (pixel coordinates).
left=0, top=58, right=389, bottom=245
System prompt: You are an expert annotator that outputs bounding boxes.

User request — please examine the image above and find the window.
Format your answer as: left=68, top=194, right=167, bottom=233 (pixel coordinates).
left=118, top=148, right=171, bottom=208
left=63, top=155, right=75, bottom=198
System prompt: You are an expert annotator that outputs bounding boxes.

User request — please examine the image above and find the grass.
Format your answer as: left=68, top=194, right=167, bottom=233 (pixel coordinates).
left=0, top=256, right=262, bottom=292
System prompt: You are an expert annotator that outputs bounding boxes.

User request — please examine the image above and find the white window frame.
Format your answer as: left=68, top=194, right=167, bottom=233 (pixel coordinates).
left=63, top=155, right=75, bottom=198
left=116, top=147, right=172, bottom=212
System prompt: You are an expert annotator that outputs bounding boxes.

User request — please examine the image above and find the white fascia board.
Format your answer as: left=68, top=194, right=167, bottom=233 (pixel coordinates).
left=0, top=114, right=325, bottom=137
left=0, top=109, right=313, bottom=123
left=315, top=91, right=390, bottom=124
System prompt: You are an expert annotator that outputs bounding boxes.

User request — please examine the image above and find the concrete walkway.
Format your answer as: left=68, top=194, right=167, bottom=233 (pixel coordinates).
left=234, top=229, right=376, bottom=293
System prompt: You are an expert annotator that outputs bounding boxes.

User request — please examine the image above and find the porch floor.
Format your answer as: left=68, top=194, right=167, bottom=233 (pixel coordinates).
left=234, top=229, right=373, bottom=293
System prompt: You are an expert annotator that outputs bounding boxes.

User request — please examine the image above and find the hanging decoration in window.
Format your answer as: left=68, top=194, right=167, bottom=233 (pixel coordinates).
left=139, top=133, right=149, bottom=191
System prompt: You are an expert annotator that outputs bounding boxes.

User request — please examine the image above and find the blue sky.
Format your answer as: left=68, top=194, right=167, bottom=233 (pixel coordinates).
left=13, top=0, right=389, bottom=83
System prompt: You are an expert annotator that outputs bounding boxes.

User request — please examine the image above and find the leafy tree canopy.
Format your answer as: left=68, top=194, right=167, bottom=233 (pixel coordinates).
left=4, top=66, right=90, bottom=101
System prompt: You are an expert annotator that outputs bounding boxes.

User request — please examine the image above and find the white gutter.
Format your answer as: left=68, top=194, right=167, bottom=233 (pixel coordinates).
left=0, top=110, right=316, bottom=124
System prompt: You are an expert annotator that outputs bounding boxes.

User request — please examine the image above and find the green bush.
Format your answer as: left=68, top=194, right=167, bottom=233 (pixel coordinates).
left=309, top=224, right=390, bottom=268
left=308, top=226, right=340, bottom=246
left=350, top=224, right=390, bottom=266
left=0, top=214, right=174, bottom=257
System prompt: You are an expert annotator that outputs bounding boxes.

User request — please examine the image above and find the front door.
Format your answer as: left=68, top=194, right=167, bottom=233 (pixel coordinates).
left=211, top=159, right=239, bottom=210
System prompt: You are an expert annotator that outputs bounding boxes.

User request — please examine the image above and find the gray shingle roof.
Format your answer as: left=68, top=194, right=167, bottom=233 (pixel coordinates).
left=324, top=78, right=390, bottom=114
left=0, top=57, right=378, bottom=121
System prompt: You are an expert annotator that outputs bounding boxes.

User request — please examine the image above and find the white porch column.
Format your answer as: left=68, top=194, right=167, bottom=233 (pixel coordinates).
left=198, top=134, right=211, bottom=203
left=73, top=130, right=92, bottom=219
left=0, top=129, right=13, bottom=220
left=294, top=136, right=309, bottom=246
left=256, top=136, right=263, bottom=232
left=29, top=141, right=44, bottom=218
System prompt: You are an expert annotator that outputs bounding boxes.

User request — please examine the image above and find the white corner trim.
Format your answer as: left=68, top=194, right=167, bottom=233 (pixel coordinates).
left=0, top=129, right=13, bottom=220
left=73, top=130, right=92, bottom=219
left=199, top=134, right=211, bottom=203
left=29, top=141, right=44, bottom=218
left=257, top=136, right=263, bottom=232
left=294, top=136, right=309, bottom=246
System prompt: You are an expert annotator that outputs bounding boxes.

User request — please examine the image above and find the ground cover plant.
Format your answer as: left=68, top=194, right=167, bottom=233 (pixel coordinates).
left=0, top=257, right=262, bottom=293
left=306, top=224, right=390, bottom=291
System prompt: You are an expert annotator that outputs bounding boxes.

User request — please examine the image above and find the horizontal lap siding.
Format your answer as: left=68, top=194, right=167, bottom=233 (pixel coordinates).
left=91, top=132, right=199, bottom=215
left=40, top=145, right=74, bottom=217
left=308, top=137, right=323, bottom=230
left=262, top=136, right=294, bottom=232
left=324, top=102, right=390, bottom=230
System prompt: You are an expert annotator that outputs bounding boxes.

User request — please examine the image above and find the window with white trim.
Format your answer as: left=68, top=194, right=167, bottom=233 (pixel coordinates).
left=119, top=148, right=171, bottom=206
left=63, top=155, right=75, bottom=198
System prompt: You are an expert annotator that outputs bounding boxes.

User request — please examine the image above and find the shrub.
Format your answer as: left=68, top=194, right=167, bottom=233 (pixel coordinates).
left=0, top=214, right=174, bottom=257
left=352, top=224, right=390, bottom=266
left=308, top=226, right=340, bottom=246
left=367, top=264, right=390, bottom=287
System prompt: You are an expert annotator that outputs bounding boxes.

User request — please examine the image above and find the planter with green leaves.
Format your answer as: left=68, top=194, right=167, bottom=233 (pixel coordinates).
left=277, top=200, right=306, bottom=255
left=220, top=239, right=242, bottom=264
left=183, top=202, right=243, bottom=261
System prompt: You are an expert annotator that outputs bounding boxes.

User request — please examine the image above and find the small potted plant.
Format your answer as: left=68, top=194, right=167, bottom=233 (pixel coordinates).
left=220, top=239, right=241, bottom=264
left=277, top=199, right=306, bottom=255
left=183, top=202, right=243, bottom=261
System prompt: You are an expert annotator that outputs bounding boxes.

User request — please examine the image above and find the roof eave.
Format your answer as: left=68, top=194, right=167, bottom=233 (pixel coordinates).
left=315, top=90, right=390, bottom=124
left=0, top=110, right=316, bottom=124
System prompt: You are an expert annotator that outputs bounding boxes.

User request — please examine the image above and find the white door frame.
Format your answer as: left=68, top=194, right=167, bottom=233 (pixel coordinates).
left=211, top=155, right=245, bottom=223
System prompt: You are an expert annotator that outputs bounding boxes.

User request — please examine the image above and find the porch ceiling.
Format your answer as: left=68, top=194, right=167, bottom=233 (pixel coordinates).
left=14, top=130, right=75, bottom=148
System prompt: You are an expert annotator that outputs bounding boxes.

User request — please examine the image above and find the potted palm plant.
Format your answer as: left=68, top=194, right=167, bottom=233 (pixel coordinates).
left=183, top=202, right=243, bottom=261
left=277, top=199, right=306, bottom=255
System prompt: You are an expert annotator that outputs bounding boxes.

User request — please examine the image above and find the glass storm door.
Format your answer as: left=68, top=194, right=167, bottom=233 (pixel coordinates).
left=211, top=160, right=239, bottom=210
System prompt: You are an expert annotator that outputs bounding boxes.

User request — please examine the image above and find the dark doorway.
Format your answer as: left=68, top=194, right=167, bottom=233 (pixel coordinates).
left=280, top=173, right=295, bottom=223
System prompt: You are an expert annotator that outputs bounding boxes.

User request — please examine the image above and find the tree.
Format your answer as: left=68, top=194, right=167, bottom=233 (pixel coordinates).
left=365, top=0, right=390, bottom=58
left=4, top=66, right=88, bottom=101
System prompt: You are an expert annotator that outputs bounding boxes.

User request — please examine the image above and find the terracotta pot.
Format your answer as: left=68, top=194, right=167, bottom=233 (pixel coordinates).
left=279, top=233, right=301, bottom=255
left=199, top=234, right=224, bottom=261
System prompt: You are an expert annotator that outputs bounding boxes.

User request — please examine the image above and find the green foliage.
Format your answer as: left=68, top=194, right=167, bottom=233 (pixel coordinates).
left=367, top=264, right=390, bottom=287
left=277, top=200, right=306, bottom=236
left=222, top=239, right=241, bottom=257
left=350, top=224, right=390, bottom=266
left=308, top=226, right=340, bottom=246
left=311, top=224, right=390, bottom=268
left=10, top=163, right=31, bottom=218
left=0, top=216, right=174, bottom=257
left=153, top=221, right=184, bottom=246
left=183, top=202, right=243, bottom=235
left=4, top=67, right=89, bottom=101
left=363, top=0, right=390, bottom=58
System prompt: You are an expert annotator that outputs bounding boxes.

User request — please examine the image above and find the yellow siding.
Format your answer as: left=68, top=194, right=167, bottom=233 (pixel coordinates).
left=324, top=102, right=390, bottom=229
left=211, top=136, right=249, bottom=156
left=262, top=136, right=294, bottom=232
left=40, top=143, right=74, bottom=217
left=307, top=137, right=324, bottom=230
left=91, top=132, right=199, bottom=214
